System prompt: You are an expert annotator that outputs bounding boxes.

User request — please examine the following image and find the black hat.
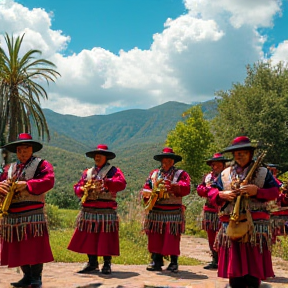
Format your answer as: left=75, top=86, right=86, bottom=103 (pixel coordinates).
left=205, top=153, right=231, bottom=166
left=153, top=147, right=182, bottom=163
left=2, top=133, right=43, bottom=153
left=222, top=136, right=257, bottom=153
left=86, top=144, right=116, bottom=160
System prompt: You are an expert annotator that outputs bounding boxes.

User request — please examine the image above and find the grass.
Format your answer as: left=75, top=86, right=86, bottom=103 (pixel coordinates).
left=48, top=207, right=201, bottom=265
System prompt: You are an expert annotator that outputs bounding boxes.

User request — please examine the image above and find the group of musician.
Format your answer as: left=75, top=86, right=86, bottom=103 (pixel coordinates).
left=0, top=133, right=287, bottom=288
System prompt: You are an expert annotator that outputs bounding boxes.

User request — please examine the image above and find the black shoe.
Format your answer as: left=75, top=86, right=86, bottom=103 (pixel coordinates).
left=77, top=262, right=99, bottom=273
left=203, top=262, right=218, bottom=270
left=10, top=275, right=32, bottom=288
left=30, top=278, right=42, bottom=288
left=166, top=262, right=178, bottom=273
left=146, top=262, right=162, bottom=271
left=101, top=261, right=111, bottom=274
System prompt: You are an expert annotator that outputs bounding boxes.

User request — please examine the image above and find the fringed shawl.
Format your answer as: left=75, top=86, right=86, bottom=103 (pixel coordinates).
left=0, top=208, right=47, bottom=243
left=144, top=208, right=185, bottom=236
left=201, top=210, right=220, bottom=232
left=76, top=207, right=119, bottom=233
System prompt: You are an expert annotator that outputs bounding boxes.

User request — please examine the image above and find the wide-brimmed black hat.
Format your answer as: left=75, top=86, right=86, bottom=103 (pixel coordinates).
left=1, top=133, right=43, bottom=153
left=153, top=147, right=182, bottom=163
left=205, top=153, right=231, bottom=165
left=222, top=136, right=257, bottom=153
left=86, top=144, right=116, bottom=160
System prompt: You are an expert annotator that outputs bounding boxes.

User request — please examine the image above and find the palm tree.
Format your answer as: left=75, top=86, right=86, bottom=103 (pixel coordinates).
left=0, top=33, right=60, bottom=144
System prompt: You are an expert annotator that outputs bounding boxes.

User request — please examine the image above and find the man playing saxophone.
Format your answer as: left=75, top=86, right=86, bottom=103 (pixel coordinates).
left=0, top=133, right=55, bottom=288
left=208, top=136, right=279, bottom=288
left=140, top=147, right=190, bottom=273
left=68, top=144, right=126, bottom=275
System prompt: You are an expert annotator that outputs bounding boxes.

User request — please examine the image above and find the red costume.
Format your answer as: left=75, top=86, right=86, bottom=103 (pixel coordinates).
left=141, top=147, right=190, bottom=272
left=0, top=133, right=54, bottom=288
left=208, top=136, right=279, bottom=288
left=68, top=144, right=126, bottom=274
left=196, top=152, right=229, bottom=269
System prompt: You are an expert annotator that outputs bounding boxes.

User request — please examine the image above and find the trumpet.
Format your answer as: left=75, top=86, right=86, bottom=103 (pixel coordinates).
left=0, top=180, right=17, bottom=217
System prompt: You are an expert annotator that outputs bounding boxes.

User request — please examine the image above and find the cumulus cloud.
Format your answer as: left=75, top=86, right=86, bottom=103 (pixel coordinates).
left=0, top=0, right=286, bottom=116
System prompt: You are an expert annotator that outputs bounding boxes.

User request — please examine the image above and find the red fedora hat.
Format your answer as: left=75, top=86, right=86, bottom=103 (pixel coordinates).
left=85, top=144, right=116, bottom=160
left=2, top=133, right=43, bottom=153
left=222, top=136, right=257, bottom=153
left=153, top=147, right=182, bottom=163
left=205, top=153, right=231, bottom=165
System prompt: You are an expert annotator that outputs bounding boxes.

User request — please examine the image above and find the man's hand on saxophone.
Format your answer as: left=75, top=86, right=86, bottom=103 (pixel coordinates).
left=219, top=190, right=238, bottom=201
left=239, top=184, right=258, bottom=197
left=0, top=181, right=10, bottom=197
left=14, top=181, right=27, bottom=193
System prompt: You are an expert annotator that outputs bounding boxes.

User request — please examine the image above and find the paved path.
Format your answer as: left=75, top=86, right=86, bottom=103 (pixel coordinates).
left=1, top=235, right=288, bottom=288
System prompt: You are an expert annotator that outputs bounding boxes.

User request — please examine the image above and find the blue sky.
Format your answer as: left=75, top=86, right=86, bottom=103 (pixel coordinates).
left=1, top=0, right=288, bottom=116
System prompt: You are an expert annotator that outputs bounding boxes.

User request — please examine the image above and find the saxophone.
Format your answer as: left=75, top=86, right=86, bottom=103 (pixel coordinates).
left=81, top=179, right=103, bottom=204
left=230, top=151, right=266, bottom=221
left=0, top=180, right=17, bottom=217
left=144, top=178, right=170, bottom=212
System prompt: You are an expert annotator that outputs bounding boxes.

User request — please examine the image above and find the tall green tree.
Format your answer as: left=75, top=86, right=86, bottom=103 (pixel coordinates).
left=0, top=33, right=60, bottom=144
left=212, top=61, right=288, bottom=169
left=166, top=105, right=215, bottom=185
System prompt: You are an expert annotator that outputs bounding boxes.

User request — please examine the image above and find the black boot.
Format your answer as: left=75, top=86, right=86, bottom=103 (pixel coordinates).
left=204, top=250, right=218, bottom=270
left=101, top=256, right=112, bottom=274
left=10, top=265, right=32, bottom=288
left=77, top=254, right=99, bottom=273
left=166, top=255, right=178, bottom=273
left=146, top=253, right=163, bottom=271
left=244, top=274, right=260, bottom=288
left=229, top=277, right=246, bottom=288
left=30, top=263, right=43, bottom=288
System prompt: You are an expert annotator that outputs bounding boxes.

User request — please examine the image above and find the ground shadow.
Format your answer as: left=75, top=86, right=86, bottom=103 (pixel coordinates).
left=159, top=269, right=209, bottom=280
left=265, top=276, right=288, bottom=284
left=96, top=271, right=139, bottom=279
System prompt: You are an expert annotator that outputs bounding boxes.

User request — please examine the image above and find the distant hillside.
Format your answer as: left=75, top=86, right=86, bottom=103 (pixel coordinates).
left=44, top=100, right=217, bottom=152
left=38, top=99, right=218, bottom=209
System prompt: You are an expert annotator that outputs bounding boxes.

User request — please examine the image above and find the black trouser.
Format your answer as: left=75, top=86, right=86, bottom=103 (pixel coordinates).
left=88, top=254, right=111, bottom=264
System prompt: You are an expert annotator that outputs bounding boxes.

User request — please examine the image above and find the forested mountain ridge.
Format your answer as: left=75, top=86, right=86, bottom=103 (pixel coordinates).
left=36, top=99, right=218, bottom=208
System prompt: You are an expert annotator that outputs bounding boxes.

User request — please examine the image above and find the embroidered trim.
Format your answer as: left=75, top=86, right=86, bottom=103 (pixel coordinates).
left=201, top=211, right=220, bottom=231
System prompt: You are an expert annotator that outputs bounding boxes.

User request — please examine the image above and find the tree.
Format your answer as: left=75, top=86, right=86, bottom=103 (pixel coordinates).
left=166, top=105, right=215, bottom=185
left=0, top=33, right=60, bottom=144
left=211, top=61, right=288, bottom=170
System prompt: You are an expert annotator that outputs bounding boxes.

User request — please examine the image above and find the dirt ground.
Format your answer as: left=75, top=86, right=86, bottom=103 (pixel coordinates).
left=0, top=235, right=287, bottom=288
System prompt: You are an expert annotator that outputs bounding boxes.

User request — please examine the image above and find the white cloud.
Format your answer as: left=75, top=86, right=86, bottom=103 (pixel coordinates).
left=0, top=0, right=286, bottom=116
left=270, top=40, right=288, bottom=64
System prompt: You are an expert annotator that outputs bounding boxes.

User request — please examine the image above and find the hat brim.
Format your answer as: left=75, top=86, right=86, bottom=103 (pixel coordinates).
left=206, top=157, right=231, bottom=165
left=154, top=153, right=182, bottom=163
left=221, top=143, right=256, bottom=153
left=86, top=150, right=116, bottom=160
left=2, top=140, right=43, bottom=153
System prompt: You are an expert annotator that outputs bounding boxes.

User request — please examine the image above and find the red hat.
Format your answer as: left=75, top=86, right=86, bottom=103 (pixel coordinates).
left=205, top=153, right=231, bottom=165
left=85, top=144, right=116, bottom=160
left=222, top=136, right=257, bottom=153
left=2, top=133, right=43, bottom=153
left=153, top=147, right=182, bottom=163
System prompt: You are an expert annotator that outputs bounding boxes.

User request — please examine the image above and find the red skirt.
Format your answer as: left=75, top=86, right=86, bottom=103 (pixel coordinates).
left=0, top=230, right=53, bottom=268
left=68, top=229, right=119, bottom=256
left=218, top=241, right=274, bottom=280
left=148, top=227, right=181, bottom=255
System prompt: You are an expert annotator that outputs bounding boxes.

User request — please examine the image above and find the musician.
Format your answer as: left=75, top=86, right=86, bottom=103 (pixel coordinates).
left=267, top=164, right=288, bottom=242
left=141, top=147, right=190, bottom=272
left=0, top=133, right=54, bottom=288
left=196, top=153, right=230, bottom=269
left=68, top=144, right=126, bottom=274
left=208, top=136, right=279, bottom=288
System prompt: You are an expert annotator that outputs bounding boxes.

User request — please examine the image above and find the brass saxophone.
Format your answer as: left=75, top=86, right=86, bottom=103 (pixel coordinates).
left=81, top=179, right=102, bottom=204
left=0, top=180, right=17, bottom=217
left=230, top=151, right=266, bottom=221
left=144, top=179, right=170, bottom=212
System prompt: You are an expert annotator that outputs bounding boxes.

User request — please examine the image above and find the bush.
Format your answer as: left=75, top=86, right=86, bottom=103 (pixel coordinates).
left=45, top=204, right=62, bottom=229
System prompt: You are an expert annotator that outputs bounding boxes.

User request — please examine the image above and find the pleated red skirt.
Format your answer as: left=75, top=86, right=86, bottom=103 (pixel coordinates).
left=68, top=229, right=120, bottom=256
left=218, top=241, right=275, bottom=280
left=147, top=228, right=181, bottom=255
left=0, top=230, right=53, bottom=268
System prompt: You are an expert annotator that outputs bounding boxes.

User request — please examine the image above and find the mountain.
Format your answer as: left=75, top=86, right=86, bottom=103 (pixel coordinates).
left=36, top=99, right=218, bottom=209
